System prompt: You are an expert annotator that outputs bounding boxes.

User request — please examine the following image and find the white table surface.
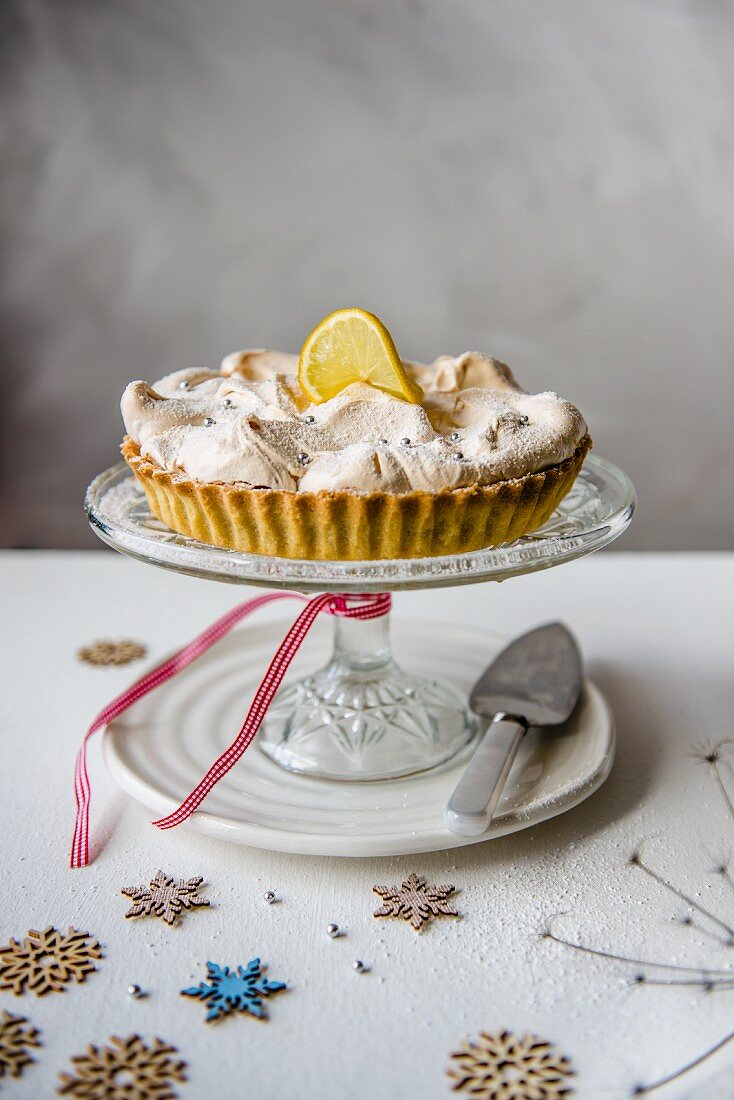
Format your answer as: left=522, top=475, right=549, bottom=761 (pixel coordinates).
left=1, top=550, right=733, bottom=1100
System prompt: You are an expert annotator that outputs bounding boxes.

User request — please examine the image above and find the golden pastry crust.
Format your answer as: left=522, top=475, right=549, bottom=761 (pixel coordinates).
left=122, top=434, right=591, bottom=561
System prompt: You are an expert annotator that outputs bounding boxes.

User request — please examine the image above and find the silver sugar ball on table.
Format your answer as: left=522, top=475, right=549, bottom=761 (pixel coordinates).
left=203, top=417, right=215, bottom=427
left=353, top=960, right=369, bottom=973
left=264, top=891, right=277, bottom=904
left=326, top=923, right=340, bottom=938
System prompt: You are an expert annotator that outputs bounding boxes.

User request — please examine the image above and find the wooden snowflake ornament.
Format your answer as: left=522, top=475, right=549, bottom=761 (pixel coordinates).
left=0, top=1010, right=41, bottom=1082
left=373, top=872, right=458, bottom=931
left=448, top=1031, right=575, bottom=1100
left=58, top=1034, right=187, bottom=1099
left=77, top=640, right=147, bottom=667
left=121, top=870, right=211, bottom=926
left=0, top=926, right=103, bottom=996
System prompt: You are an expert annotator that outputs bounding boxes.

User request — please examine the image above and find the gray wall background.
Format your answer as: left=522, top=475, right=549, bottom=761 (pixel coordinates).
left=2, top=0, right=733, bottom=550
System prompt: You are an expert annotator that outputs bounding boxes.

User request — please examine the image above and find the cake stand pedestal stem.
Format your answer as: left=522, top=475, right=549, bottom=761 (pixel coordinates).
left=333, top=607, right=391, bottom=671
left=258, top=594, right=478, bottom=781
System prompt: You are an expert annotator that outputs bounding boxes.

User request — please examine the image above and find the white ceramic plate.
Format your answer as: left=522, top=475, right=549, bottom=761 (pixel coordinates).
left=103, top=618, right=615, bottom=856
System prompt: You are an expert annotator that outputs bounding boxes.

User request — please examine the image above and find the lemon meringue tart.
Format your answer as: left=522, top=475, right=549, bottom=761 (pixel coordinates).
left=120, top=309, right=591, bottom=560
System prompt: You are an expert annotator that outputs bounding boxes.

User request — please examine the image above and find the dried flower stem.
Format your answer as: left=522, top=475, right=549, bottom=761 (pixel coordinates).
left=543, top=928, right=733, bottom=981
left=630, top=852, right=734, bottom=940
left=637, top=977, right=734, bottom=990
left=679, top=914, right=733, bottom=949
left=691, top=741, right=734, bottom=823
left=635, top=1027, right=734, bottom=1094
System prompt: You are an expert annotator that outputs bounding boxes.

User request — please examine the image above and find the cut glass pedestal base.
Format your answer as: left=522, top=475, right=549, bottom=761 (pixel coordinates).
left=259, top=609, right=479, bottom=780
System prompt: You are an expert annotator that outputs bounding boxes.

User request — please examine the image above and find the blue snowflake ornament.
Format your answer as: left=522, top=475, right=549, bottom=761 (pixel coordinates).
left=182, top=958, right=287, bottom=1022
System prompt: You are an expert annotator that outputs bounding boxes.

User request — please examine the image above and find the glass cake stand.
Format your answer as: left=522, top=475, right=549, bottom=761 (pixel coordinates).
left=85, top=454, right=634, bottom=784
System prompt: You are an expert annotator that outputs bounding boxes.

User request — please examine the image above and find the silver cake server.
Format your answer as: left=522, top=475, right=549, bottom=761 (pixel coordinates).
left=444, top=623, right=583, bottom=836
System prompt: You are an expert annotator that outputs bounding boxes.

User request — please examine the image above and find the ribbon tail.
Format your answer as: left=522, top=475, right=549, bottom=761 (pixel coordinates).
left=70, top=744, right=92, bottom=869
left=153, top=593, right=335, bottom=829
left=69, top=591, right=305, bottom=868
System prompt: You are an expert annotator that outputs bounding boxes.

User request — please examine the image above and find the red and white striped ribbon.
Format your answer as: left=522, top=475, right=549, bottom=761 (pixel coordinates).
left=71, top=590, right=391, bottom=868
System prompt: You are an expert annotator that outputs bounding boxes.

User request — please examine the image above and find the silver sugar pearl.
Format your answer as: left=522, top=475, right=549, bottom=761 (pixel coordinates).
left=401, top=437, right=411, bottom=446
left=179, top=380, right=190, bottom=390
left=304, top=414, right=316, bottom=424
left=326, top=923, right=340, bottom=938
left=264, top=891, right=277, bottom=904
left=297, top=452, right=311, bottom=466
left=453, top=451, right=464, bottom=461
left=203, top=417, right=215, bottom=427
left=127, top=983, right=144, bottom=998
left=404, top=686, right=415, bottom=697
left=353, top=960, right=369, bottom=973
left=377, top=438, right=388, bottom=446
left=449, top=431, right=460, bottom=442
left=519, top=414, right=529, bottom=424
left=223, top=397, right=232, bottom=407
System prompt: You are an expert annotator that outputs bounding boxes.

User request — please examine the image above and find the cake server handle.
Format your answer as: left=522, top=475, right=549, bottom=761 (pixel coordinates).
left=443, top=715, right=527, bottom=836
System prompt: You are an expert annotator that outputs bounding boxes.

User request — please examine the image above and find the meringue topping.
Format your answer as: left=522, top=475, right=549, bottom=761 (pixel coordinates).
left=121, top=351, right=587, bottom=493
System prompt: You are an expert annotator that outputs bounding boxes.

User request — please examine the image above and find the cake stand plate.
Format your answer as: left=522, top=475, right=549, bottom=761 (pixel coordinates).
left=86, top=454, right=634, bottom=592
left=103, top=617, right=615, bottom=856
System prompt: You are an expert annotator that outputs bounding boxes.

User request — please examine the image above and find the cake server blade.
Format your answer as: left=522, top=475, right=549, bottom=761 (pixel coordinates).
left=444, top=623, right=583, bottom=836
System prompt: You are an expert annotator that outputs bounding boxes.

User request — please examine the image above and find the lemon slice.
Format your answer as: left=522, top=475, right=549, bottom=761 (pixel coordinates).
left=298, top=308, right=423, bottom=405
